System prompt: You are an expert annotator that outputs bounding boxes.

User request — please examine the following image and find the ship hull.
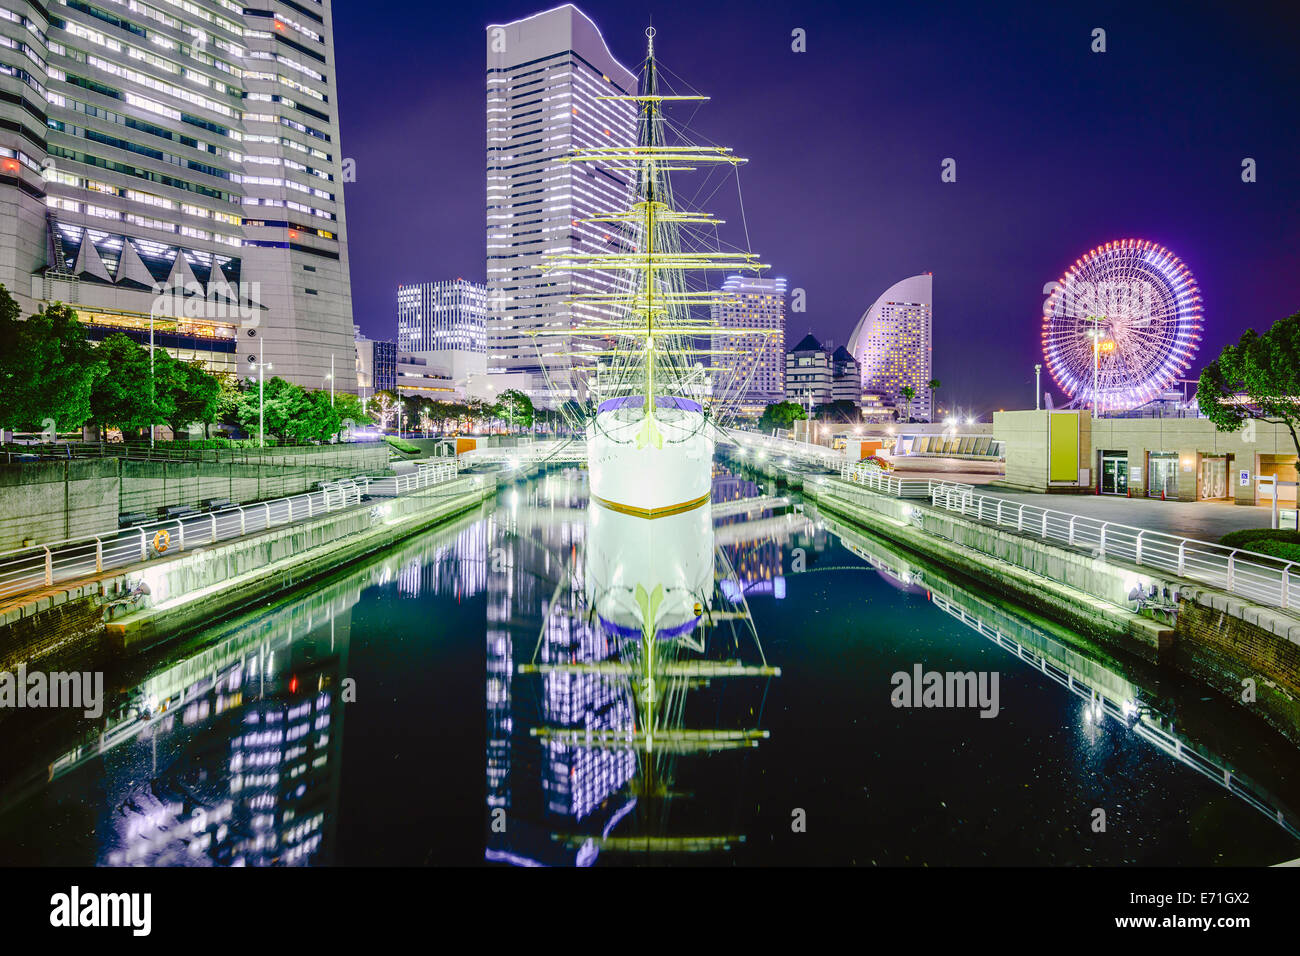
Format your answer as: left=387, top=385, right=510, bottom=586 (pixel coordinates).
left=586, top=409, right=713, bottom=518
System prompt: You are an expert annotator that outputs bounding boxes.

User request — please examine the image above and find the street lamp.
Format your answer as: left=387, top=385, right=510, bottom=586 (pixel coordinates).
left=1034, top=363, right=1042, bottom=411
left=250, top=356, right=272, bottom=447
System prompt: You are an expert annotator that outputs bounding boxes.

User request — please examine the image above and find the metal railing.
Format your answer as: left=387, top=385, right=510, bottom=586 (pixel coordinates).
left=727, top=429, right=844, bottom=470
left=839, top=461, right=965, bottom=499
left=1, top=440, right=385, bottom=468
left=0, top=461, right=463, bottom=601
left=928, top=485, right=1298, bottom=612
left=459, top=440, right=586, bottom=465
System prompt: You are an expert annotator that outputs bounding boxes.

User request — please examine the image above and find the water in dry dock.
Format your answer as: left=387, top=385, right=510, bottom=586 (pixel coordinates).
left=0, top=466, right=1297, bottom=866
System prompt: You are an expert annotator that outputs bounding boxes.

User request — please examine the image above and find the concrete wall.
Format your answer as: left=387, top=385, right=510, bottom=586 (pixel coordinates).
left=998, top=411, right=1299, bottom=503
left=0, top=442, right=391, bottom=551
left=995, top=409, right=1092, bottom=492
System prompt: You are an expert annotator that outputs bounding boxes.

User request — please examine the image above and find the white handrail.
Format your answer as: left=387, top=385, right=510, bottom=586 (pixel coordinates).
left=0, top=461, right=462, bottom=599
left=925, top=485, right=1297, bottom=611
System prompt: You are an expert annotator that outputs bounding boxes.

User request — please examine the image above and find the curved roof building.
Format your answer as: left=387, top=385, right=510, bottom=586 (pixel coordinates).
left=847, top=274, right=934, bottom=420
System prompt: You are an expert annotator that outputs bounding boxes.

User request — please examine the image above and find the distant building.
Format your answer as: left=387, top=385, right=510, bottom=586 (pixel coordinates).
left=485, top=5, right=637, bottom=404
left=830, top=346, right=860, bottom=406
left=848, top=274, right=934, bottom=421
left=355, top=329, right=397, bottom=397
left=786, top=333, right=833, bottom=410
left=397, top=279, right=486, bottom=354
left=711, top=275, right=786, bottom=415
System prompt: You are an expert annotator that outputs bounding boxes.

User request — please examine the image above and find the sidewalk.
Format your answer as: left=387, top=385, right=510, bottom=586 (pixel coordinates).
left=965, top=485, right=1271, bottom=542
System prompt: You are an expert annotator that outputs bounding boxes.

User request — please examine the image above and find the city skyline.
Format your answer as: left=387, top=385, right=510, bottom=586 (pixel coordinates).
left=334, top=0, right=1300, bottom=414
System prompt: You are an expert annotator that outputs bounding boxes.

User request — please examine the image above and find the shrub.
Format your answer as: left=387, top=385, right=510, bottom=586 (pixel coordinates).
left=1219, top=529, right=1300, bottom=563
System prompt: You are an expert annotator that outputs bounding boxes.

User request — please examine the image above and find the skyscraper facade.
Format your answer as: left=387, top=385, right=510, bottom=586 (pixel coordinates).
left=484, top=5, right=637, bottom=405
left=0, top=0, right=356, bottom=392
left=785, top=332, right=833, bottom=410
left=711, top=274, right=785, bottom=415
left=397, top=279, right=486, bottom=354
left=847, top=274, right=934, bottom=421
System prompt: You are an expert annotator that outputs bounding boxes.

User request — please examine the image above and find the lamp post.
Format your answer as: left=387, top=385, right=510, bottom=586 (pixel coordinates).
left=1034, top=363, right=1042, bottom=411
left=250, top=356, right=272, bottom=447
left=329, top=353, right=335, bottom=407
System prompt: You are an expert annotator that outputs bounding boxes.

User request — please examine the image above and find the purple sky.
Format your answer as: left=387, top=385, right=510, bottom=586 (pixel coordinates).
left=333, top=0, right=1300, bottom=414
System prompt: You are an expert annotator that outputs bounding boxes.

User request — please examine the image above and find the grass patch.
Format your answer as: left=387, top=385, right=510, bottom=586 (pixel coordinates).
left=385, top=436, right=420, bottom=455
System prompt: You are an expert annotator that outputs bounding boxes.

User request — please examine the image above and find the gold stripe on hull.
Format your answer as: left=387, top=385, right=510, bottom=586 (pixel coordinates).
left=591, top=491, right=711, bottom=519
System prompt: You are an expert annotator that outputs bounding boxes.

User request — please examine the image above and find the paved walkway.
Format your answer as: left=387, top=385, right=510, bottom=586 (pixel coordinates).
left=963, top=485, right=1272, bottom=542
left=885, top=456, right=1273, bottom=542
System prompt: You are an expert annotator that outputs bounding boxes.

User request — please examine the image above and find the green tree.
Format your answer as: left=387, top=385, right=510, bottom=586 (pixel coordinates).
left=89, top=333, right=174, bottom=437
left=494, top=388, right=534, bottom=432
left=333, top=391, right=371, bottom=438
left=296, top=389, right=341, bottom=443
left=161, top=355, right=221, bottom=438
left=1197, top=311, right=1300, bottom=456
left=927, top=378, right=941, bottom=421
left=898, top=385, right=917, bottom=423
left=0, top=288, right=101, bottom=434
left=235, top=375, right=311, bottom=443
left=758, top=400, right=807, bottom=432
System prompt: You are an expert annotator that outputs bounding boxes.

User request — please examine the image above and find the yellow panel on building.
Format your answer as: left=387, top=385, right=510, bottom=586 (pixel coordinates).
left=1049, top=413, right=1079, bottom=482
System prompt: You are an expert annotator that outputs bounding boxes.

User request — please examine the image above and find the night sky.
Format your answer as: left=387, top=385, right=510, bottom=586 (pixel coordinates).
left=332, top=0, right=1300, bottom=415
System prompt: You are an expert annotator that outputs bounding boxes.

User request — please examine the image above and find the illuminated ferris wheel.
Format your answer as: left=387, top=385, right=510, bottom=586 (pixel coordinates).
left=1042, top=239, right=1202, bottom=412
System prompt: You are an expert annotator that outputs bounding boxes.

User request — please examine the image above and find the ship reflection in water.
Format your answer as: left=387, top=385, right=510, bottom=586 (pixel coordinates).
left=0, top=466, right=1298, bottom=865
left=488, top=466, right=786, bottom=865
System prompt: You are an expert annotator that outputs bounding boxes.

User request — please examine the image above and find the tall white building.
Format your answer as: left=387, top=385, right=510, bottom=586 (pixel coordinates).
left=0, top=0, right=357, bottom=392
left=397, top=279, right=486, bottom=353
left=711, top=275, right=785, bottom=415
left=847, top=274, right=934, bottom=421
left=485, top=4, right=637, bottom=406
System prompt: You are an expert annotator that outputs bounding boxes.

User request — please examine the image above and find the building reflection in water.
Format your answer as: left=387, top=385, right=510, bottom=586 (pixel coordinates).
left=487, top=466, right=793, bottom=865
left=36, top=513, right=492, bottom=867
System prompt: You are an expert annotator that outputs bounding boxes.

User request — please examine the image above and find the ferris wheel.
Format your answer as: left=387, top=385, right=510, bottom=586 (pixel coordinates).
left=1041, top=239, right=1202, bottom=412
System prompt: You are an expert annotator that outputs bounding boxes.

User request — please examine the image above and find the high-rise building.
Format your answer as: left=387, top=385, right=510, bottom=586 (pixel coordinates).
left=830, top=346, right=860, bottom=406
left=711, top=275, right=785, bottom=415
left=485, top=5, right=637, bottom=406
left=785, top=332, right=833, bottom=410
left=397, top=279, right=486, bottom=354
left=847, top=274, right=934, bottom=421
left=355, top=329, right=396, bottom=397
left=0, top=0, right=356, bottom=392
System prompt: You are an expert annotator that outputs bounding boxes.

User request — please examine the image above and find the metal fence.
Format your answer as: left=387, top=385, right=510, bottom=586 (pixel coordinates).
left=1, top=440, right=386, bottom=468
left=928, top=485, right=1298, bottom=612
left=0, top=460, right=463, bottom=601
left=839, top=461, right=969, bottom=499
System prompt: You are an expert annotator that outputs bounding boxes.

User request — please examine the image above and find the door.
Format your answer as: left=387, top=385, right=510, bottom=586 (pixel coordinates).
left=1101, top=455, right=1128, bottom=495
left=1200, top=456, right=1228, bottom=499
left=1148, top=454, right=1178, bottom=498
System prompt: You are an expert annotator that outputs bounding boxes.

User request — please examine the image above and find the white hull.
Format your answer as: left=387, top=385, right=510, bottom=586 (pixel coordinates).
left=585, top=497, right=715, bottom=641
left=586, top=409, right=713, bottom=516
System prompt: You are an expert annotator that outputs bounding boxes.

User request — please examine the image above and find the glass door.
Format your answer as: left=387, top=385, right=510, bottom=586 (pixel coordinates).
left=1148, top=454, right=1178, bottom=498
left=1101, top=455, right=1128, bottom=495
left=1200, top=456, right=1228, bottom=499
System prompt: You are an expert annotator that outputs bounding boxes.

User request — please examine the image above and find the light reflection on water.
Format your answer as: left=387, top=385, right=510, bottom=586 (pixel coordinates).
left=0, top=465, right=1298, bottom=866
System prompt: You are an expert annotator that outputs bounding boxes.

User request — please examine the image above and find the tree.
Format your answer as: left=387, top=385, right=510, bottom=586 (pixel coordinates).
left=295, top=389, right=340, bottom=443
left=758, top=400, right=807, bottom=432
left=494, top=388, right=534, bottom=432
left=1198, top=311, right=1300, bottom=457
left=234, top=375, right=312, bottom=443
left=370, top=389, right=399, bottom=431
left=160, top=355, right=221, bottom=439
left=927, top=378, right=941, bottom=421
left=0, top=288, right=101, bottom=434
left=898, top=385, right=916, bottom=423
left=333, top=392, right=371, bottom=438
left=89, top=333, right=173, bottom=438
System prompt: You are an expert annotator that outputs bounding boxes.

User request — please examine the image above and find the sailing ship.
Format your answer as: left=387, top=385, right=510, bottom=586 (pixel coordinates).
left=537, top=25, right=775, bottom=519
